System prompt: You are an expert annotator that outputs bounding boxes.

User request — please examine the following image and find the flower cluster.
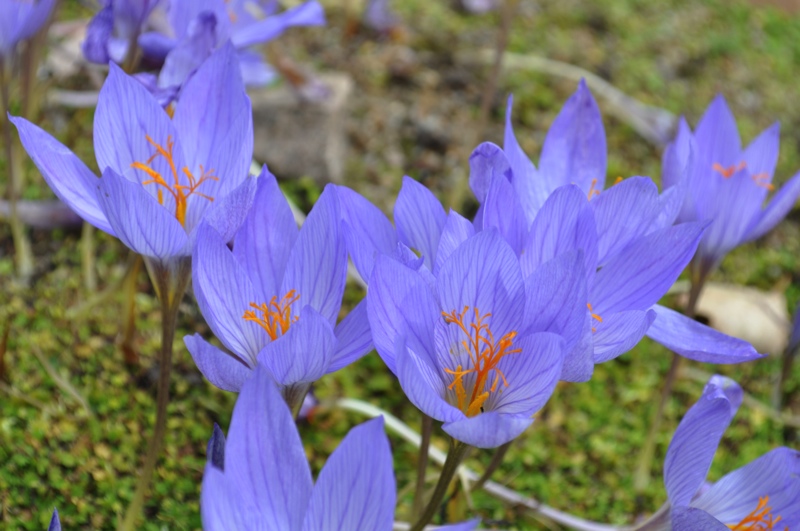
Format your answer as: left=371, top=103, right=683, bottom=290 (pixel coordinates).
left=83, top=0, right=325, bottom=104
left=0, top=0, right=55, bottom=58
left=14, top=32, right=800, bottom=530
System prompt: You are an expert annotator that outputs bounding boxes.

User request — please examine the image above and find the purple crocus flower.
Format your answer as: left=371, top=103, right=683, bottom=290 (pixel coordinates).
left=338, top=176, right=590, bottom=381
left=0, top=0, right=55, bottom=58
left=185, top=173, right=372, bottom=397
left=202, top=362, right=394, bottom=530
left=47, top=509, right=60, bottom=531
left=202, top=362, right=479, bottom=530
left=138, top=0, right=325, bottom=89
left=498, top=80, right=607, bottom=222
left=662, top=95, right=800, bottom=285
left=12, top=44, right=256, bottom=266
left=368, top=229, right=578, bottom=448
left=660, top=374, right=800, bottom=529
left=482, top=87, right=762, bottom=369
left=82, top=0, right=160, bottom=64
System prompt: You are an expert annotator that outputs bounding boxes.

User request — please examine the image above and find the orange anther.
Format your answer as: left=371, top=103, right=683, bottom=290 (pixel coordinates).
left=130, top=135, right=218, bottom=226
left=752, top=173, right=775, bottom=191
left=726, top=495, right=786, bottom=530
left=712, top=161, right=746, bottom=179
left=441, top=307, right=521, bottom=416
left=587, top=178, right=601, bottom=200
left=588, top=303, right=602, bottom=334
left=243, top=290, right=301, bottom=341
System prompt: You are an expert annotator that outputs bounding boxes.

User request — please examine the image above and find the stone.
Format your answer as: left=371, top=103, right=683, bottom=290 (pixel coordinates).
left=679, top=282, right=790, bottom=355
left=249, top=72, right=353, bottom=184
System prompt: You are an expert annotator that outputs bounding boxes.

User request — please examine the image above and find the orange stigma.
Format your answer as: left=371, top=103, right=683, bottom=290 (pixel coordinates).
left=441, top=306, right=522, bottom=417
left=752, top=173, right=775, bottom=191
left=587, top=303, right=603, bottom=333
left=712, top=161, right=746, bottom=178
left=587, top=178, right=601, bottom=200
left=131, top=135, right=218, bottom=226
left=726, top=496, right=785, bottom=530
left=242, top=290, right=301, bottom=341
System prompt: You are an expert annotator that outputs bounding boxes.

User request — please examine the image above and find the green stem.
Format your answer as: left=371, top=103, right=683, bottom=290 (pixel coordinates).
left=0, top=57, right=34, bottom=281
left=470, top=440, right=511, bottom=492
left=284, top=383, right=311, bottom=419
left=81, top=222, right=97, bottom=291
left=120, top=255, right=143, bottom=367
left=412, top=414, right=434, bottom=520
left=117, top=258, right=189, bottom=531
left=410, top=439, right=470, bottom=531
left=773, top=345, right=797, bottom=412
left=121, top=30, right=142, bottom=74
left=633, top=273, right=704, bottom=495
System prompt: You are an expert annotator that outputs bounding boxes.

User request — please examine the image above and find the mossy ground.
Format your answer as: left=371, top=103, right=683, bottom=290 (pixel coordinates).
left=2, top=0, right=800, bottom=529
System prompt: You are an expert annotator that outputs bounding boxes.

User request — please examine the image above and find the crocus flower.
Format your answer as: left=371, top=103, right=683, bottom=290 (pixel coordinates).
left=368, top=229, right=580, bottom=448
left=0, top=0, right=55, bottom=58
left=497, top=80, right=606, bottom=223
left=47, top=509, right=60, bottom=531
left=481, top=88, right=762, bottom=368
left=202, top=362, right=479, bottom=530
left=662, top=95, right=800, bottom=285
left=138, top=0, right=325, bottom=88
left=82, top=0, right=160, bottom=64
left=12, top=43, right=256, bottom=266
left=659, top=374, right=800, bottom=529
left=185, top=173, right=372, bottom=397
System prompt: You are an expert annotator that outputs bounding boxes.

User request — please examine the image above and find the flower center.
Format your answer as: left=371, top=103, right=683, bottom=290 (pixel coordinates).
left=131, top=135, right=217, bottom=226
left=726, top=496, right=786, bottom=530
left=242, top=290, right=301, bottom=341
left=587, top=303, right=603, bottom=333
left=441, top=306, right=521, bottom=417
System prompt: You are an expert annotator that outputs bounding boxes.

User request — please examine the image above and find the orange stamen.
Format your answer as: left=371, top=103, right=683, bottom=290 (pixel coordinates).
left=712, top=161, right=746, bottom=179
left=441, top=307, right=521, bottom=416
left=242, top=290, right=301, bottom=341
left=614, top=176, right=624, bottom=185
left=752, top=173, right=775, bottom=191
left=588, top=303, right=602, bottom=334
left=726, top=496, right=786, bottom=530
left=130, top=135, right=218, bottom=226
left=587, top=178, right=601, bottom=200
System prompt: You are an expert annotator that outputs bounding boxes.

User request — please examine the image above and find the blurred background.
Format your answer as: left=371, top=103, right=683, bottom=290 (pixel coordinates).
left=1, top=0, right=800, bottom=528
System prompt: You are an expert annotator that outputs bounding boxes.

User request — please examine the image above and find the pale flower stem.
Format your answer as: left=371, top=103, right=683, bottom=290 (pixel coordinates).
left=412, top=414, right=434, bottom=520
left=633, top=273, right=705, bottom=495
left=0, top=57, right=34, bottom=281
left=81, top=222, right=97, bottom=291
left=336, top=398, right=627, bottom=531
left=118, top=258, right=190, bottom=531
left=410, top=439, right=470, bottom=531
